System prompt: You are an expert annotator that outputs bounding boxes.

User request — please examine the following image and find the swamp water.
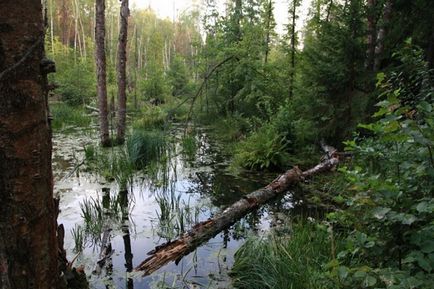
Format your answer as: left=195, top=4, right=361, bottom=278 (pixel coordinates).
left=53, top=126, right=301, bottom=289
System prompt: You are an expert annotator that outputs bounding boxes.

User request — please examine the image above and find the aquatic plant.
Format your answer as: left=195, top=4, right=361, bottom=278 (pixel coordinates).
left=180, top=134, right=197, bottom=160
left=71, top=224, right=85, bottom=253
left=154, top=191, right=199, bottom=240
left=127, top=129, right=167, bottom=169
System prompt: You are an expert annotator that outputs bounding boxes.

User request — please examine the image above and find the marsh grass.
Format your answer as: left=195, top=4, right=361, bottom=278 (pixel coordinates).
left=71, top=224, right=85, bottom=253
left=231, top=222, right=340, bottom=289
left=180, top=134, right=197, bottom=160
left=127, top=129, right=167, bottom=170
left=50, top=102, right=92, bottom=131
left=154, top=190, right=200, bottom=240
left=79, top=195, right=127, bottom=247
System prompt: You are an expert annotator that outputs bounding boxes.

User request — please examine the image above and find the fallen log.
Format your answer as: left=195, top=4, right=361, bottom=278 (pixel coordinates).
left=135, top=148, right=339, bottom=275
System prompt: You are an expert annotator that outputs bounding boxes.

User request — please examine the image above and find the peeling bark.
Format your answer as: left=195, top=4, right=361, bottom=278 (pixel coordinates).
left=135, top=149, right=339, bottom=275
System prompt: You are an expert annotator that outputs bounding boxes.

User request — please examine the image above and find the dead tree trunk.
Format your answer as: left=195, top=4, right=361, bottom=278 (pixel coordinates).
left=116, top=0, right=129, bottom=144
left=0, top=1, right=60, bottom=288
left=95, top=0, right=110, bottom=146
left=135, top=148, right=339, bottom=275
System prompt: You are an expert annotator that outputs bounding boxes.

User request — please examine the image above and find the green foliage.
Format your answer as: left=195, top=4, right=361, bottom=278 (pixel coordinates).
left=212, top=114, right=251, bottom=143
left=231, top=222, right=339, bottom=289
left=139, top=62, right=169, bottom=103
left=180, top=134, right=197, bottom=161
left=126, top=129, right=167, bottom=170
left=48, top=38, right=96, bottom=106
left=232, top=123, right=290, bottom=170
left=327, top=46, right=434, bottom=288
left=167, top=54, right=191, bottom=97
left=50, top=102, right=92, bottom=131
left=133, top=105, right=168, bottom=130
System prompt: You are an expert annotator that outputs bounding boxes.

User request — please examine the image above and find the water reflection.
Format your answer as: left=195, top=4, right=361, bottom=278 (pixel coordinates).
left=54, top=126, right=315, bottom=289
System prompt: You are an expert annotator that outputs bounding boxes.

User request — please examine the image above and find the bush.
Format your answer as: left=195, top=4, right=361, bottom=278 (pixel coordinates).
left=326, top=45, right=434, bottom=289
left=133, top=105, right=168, bottom=129
left=232, top=123, right=290, bottom=170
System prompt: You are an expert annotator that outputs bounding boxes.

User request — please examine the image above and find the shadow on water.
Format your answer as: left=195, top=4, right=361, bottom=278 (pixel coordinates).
left=53, top=125, right=318, bottom=289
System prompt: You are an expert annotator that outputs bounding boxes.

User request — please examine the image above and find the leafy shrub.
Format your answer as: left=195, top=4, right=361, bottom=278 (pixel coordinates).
left=133, top=105, right=168, bottom=129
left=327, top=45, right=434, bottom=289
left=232, top=123, right=290, bottom=170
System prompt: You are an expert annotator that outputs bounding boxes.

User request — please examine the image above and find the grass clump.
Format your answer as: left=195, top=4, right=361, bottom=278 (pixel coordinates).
left=84, top=129, right=167, bottom=186
left=127, top=129, right=167, bottom=169
left=231, top=222, right=339, bottom=289
left=180, top=134, right=197, bottom=160
left=84, top=144, right=135, bottom=188
left=50, top=102, right=91, bottom=131
left=232, top=123, right=290, bottom=170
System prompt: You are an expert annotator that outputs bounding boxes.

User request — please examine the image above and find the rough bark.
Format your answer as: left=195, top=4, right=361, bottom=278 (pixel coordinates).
left=0, top=1, right=59, bottom=288
left=135, top=149, right=339, bottom=275
left=95, top=0, right=110, bottom=146
left=374, top=0, right=392, bottom=71
left=116, top=0, right=129, bottom=144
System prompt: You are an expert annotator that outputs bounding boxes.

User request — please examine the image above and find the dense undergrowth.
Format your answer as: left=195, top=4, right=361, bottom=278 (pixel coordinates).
left=230, top=46, right=434, bottom=289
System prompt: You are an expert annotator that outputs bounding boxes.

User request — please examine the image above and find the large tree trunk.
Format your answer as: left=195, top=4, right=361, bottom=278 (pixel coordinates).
left=135, top=147, right=339, bottom=275
left=0, top=1, right=60, bottom=288
left=95, top=0, right=110, bottom=146
left=116, top=0, right=129, bottom=144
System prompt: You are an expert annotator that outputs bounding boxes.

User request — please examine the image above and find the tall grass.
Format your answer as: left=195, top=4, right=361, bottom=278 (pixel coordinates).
left=231, top=223, right=339, bottom=289
left=154, top=190, right=200, bottom=240
left=180, top=134, right=197, bottom=160
left=50, top=102, right=92, bottom=131
left=84, top=129, right=168, bottom=191
left=127, top=129, right=167, bottom=169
